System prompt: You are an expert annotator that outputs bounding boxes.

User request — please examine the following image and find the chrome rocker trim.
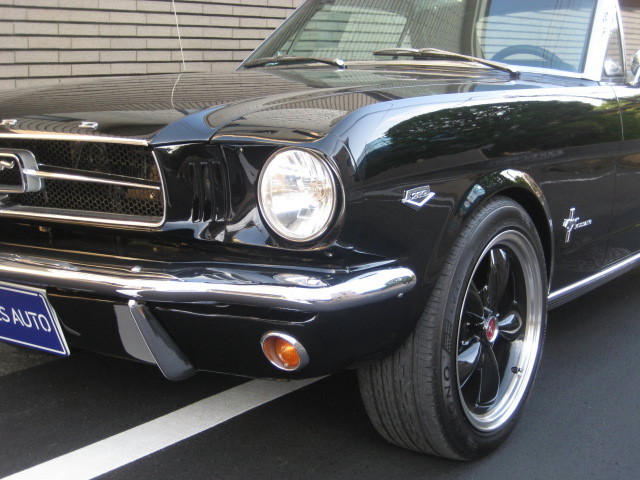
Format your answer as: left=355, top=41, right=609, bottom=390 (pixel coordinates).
left=0, top=252, right=417, bottom=313
left=548, top=252, right=640, bottom=309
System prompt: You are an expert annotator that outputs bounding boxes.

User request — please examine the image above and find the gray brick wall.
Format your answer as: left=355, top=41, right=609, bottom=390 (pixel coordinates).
left=0, top=0, right=305, bottom=91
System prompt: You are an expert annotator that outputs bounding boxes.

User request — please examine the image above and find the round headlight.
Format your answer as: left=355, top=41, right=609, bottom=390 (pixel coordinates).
left=258, top=149, right=338, bottom=242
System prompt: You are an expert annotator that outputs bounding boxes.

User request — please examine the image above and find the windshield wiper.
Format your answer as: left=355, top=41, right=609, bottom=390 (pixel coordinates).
left=242, top=55, right=347, bottom=69
left=373, top=48, right=519, bottom=79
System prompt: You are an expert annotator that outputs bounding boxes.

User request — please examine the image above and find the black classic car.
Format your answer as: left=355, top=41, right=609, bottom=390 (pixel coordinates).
left=0, top=0, right=639, bottom=460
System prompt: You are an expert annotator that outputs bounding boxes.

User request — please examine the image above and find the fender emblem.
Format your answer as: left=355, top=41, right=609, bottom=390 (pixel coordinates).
left=402, top=186, right=435, bottom=210
left=562, top=207, right=593, bottom=243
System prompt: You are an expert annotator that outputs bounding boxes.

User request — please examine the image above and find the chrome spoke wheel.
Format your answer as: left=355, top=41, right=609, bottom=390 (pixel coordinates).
left=456, top=230, right=544, bottom=432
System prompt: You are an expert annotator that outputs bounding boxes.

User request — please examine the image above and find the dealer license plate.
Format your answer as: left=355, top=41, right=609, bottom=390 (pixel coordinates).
left=0, top=282, right=69, bottom=356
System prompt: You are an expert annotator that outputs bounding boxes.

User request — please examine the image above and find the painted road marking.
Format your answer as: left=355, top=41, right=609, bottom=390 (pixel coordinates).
left=2, top=377, right=322, bottom=480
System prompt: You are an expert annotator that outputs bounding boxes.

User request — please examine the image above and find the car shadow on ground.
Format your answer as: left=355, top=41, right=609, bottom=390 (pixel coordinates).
left=2, top=269, right=639, bottom=480
left=102, top=269, right=640, bottom=480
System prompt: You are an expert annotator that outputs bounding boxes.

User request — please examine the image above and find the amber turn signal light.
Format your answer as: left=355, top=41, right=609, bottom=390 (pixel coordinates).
left=261, top=332, right=309, bottom=372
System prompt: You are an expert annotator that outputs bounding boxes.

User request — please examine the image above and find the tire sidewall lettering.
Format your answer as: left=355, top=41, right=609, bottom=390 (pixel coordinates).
left=441, top=351, right=456, bottom=415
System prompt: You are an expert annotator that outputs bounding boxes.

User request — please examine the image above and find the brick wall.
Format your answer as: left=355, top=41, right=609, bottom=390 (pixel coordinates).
left=0, top=0, right=304, bottom=91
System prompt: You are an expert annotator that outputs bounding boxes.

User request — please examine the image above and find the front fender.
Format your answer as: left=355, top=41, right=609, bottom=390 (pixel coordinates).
left=431, top=169, right=554, bottom=286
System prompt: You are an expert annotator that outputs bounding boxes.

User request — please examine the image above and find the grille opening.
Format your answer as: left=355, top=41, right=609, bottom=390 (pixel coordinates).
left=0, top=139, right=165, bottom=226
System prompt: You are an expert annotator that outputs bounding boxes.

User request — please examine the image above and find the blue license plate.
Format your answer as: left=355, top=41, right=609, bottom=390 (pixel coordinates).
left=0, top=282, right=69, bottom=356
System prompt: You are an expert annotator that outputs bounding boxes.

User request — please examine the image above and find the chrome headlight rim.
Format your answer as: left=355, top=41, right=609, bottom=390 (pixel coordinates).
left=257, top=147, right=341, bottom=244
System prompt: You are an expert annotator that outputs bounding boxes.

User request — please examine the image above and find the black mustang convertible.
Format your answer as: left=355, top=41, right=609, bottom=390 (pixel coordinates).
left=0, top=0, right=638, bottom=459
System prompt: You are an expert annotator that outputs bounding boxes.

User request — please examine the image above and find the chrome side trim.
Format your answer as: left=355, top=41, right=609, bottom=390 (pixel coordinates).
left=548, top=252, right=640, bottom=309
left=23, top=166, right=161, bottom=191
left=0, top=133, right=148, bottom=146
left=0, top=253, right=416, bottom=313
left=0, top=206, right=163, bottom=228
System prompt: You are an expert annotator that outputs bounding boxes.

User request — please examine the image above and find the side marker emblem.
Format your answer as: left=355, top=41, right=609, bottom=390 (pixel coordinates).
left=562, top=207, right=593, bottom=243
left=402, top=186, right=435, bottom=210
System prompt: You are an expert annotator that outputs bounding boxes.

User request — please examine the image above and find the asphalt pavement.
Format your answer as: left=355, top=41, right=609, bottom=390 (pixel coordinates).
left=1, top=268, right=639, bottom=479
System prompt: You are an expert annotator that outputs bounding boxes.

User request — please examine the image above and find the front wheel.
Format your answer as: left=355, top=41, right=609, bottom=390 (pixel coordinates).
left=358, top=197, right=547, bottom=459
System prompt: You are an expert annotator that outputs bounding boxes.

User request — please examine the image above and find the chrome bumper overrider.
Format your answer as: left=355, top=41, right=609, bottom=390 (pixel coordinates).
left=0, top=252, right=416, bottom=313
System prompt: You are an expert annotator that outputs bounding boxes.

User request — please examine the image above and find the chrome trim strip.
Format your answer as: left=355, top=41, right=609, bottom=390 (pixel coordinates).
left=0, top=253, right=416, bottom=313
left=0, top=207, right=163, bottom=228
left=548, top=252, right=640, bottom=309
left=0, top=133, right=149, bottom=146
left=23, top=167, right=161, bottom=191
left=151, top=150, right=168, bottom=228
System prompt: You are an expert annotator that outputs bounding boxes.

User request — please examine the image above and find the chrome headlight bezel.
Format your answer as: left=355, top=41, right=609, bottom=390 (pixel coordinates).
left=257, top=148, right=340, bottom=244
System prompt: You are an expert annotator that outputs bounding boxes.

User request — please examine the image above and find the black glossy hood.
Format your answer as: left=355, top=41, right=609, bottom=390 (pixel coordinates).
left=0, top=67, right=549, bottom=145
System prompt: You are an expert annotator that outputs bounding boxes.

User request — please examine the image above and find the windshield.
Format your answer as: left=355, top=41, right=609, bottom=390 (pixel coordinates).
left=244, top=0, right=597, bottom=73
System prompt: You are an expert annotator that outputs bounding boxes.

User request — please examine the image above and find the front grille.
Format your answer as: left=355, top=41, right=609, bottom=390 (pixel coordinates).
left=0, top=138, right=164, bottom=227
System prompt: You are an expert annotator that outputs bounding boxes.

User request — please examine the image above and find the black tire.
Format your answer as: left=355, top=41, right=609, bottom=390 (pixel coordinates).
left=358, top=196, right=547, bottom=459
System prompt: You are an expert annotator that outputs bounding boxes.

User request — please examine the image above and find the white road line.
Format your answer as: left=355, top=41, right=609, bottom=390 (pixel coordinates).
left=2, top=377, right=322, bottom=480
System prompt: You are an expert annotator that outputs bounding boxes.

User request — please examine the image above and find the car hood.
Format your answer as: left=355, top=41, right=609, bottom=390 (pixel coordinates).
left=0, top=66, right=548, bottom=145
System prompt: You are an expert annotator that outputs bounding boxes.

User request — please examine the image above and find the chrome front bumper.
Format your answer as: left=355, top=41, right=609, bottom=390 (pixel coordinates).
left=0, top=249, right=417, bottom=379
left=0, top=252, right=416, bottom=313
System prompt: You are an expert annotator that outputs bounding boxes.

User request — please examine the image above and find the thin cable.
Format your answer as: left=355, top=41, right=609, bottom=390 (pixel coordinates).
left=172, top=0, right=187, bottom=72
left=170, top=73, right=183, bottom=110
